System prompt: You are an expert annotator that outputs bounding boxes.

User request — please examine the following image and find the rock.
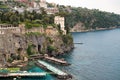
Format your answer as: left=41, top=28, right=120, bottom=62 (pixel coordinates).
left=0, top=33, right=74, bottom=66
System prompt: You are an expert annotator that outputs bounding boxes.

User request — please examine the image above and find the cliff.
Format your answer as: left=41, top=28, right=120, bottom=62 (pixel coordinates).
left=70, top=22, right=119, bottom=32
left=0, top=33, right=73, bottom=67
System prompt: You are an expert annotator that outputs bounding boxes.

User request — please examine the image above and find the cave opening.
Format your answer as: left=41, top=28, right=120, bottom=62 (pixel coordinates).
left=38, top=45, right=41, bottom=53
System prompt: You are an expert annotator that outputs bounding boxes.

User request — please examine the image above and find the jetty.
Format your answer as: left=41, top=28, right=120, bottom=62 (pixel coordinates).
left=44, top=56, right=70, bottom=66
left=30, top=54, right=70, bottom=66
left=74, top=42, right=83, bottom=44
left=29, top=54, right=44, bottom=60
left=0, top=72, right=47, bottom=77
left=36, top=60, right=72, bottom=79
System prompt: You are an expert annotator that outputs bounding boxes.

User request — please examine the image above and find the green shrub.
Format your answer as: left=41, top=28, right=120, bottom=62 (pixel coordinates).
left=27, top=44, right=36, bottom=56
left=47, top=45, right=55, bottom=53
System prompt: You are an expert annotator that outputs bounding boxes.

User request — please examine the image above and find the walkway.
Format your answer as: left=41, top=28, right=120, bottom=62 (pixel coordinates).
left=45, top=56, right=68, bottom=64
left=38, top=60, right=67, bottom=76
left=0, top=72, right=47, bottom=77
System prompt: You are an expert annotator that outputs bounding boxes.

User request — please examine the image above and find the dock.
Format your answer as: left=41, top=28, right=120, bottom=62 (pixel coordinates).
left=36, top=60, right=72, bottom=79
left=30, top=54, right=70, bottom=66
left=44, top=56, right=70, bottom=66
left=29, top=54, right=44, bottom=60
left=0, top=72, right=47, bottom=77
left=74, top=42, right=83, bottom=44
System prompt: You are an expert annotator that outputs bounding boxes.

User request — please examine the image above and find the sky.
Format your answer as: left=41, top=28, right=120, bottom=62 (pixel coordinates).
left=46, top=0, right=120, bottom=14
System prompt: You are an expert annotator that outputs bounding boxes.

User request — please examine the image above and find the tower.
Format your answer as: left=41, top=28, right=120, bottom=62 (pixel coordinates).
left=54, top=16, right=66, bottom=34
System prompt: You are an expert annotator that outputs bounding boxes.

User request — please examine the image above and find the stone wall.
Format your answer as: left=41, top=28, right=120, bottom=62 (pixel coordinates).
left=0, top=24, right=25, bottom=34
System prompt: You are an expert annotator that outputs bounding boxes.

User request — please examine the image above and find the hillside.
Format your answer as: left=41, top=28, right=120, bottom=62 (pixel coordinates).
left=57, top=5, right=120, bottom=32
left=1, top=1, right=120, bottom=31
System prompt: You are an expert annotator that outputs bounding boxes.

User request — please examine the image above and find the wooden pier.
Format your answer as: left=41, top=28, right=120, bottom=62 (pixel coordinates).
left=36, top=60, right=72, bottom=79
left=44, top=56, right=70, bottom=66
left=30, top=54, right=70, bottom=66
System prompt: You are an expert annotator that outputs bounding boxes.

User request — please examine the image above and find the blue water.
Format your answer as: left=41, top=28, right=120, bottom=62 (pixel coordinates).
left=23, top=29, right=120, bottom=80
left=62, top=29, right=120, bottom=80
left=24, top=66, right=54, bottom=80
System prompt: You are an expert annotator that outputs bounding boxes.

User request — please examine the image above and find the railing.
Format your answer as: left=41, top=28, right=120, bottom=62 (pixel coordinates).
left=0, top=72, right=47, bottom=77
left=38, top=60, right=67, bottom=76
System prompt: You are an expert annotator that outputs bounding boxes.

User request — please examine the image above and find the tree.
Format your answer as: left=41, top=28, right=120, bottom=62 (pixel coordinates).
left=10, top=15, right=19, bottom=24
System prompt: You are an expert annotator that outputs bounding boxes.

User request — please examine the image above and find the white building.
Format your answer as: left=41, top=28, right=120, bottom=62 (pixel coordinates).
left=33, top=2, right=40, bottom=8
left=14, top=7, right=25, bottom=13
left=46, top=7, right=59, bottom=14
left=39, top=0, right=47, bottom=8
left=33, top=0, right=47, bottom=9
left=54, top=16, right=66, bottom=34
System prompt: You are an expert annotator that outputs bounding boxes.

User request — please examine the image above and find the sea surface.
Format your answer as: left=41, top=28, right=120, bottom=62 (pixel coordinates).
left=63, top=28, right=120, bottom=80
left=18, top=28, right=120, bottom=80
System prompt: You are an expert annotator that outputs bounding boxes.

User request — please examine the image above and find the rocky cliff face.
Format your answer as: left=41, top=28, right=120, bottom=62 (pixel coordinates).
left=70, top=22, right=118, bottom=32
left=70, top=22, right=86, bottom=32
left=0, top=33, right=74, bottom=67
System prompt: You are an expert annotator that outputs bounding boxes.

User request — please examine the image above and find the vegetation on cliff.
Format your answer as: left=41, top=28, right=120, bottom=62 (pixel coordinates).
left=0, top=8, right=54, bottom=28
left=1, top=1, right=120, bottom=30
left=57, top=5, right=120, bottom=29
left=25, top=32, right=73, bottom=57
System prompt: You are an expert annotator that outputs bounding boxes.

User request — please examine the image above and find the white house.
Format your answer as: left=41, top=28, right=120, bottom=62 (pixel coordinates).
left=54, top=16, right=66, bottom=34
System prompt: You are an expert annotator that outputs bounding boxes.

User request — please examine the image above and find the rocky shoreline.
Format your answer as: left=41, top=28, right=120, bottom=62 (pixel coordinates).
left=71, top=26, right=119, bottom=32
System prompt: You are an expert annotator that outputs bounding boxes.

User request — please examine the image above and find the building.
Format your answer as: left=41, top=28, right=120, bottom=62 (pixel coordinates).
left=11, top=0, right=59, bottom=14
left=0, top=24, right=26, bottom=34
left=14, top=7, right=25, bottom=13
left=39, top=0, right=47, bottom=8
left=54, top=16, right=66, bottom=34
left=33, top=0, right=47, bottom=8
left=46, top=7, right=59, bottom=14
left=33, top=1, right=40, bottom=8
